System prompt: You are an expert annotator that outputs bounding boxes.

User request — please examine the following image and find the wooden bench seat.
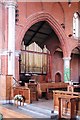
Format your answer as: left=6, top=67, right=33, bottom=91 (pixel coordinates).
left=58, top=95, right=79, bottom=119
left=46, top=87, right=67, bottom=99
left=37, top=82, right=68, bottom=99
left=53, top=90, right=80, bottom=118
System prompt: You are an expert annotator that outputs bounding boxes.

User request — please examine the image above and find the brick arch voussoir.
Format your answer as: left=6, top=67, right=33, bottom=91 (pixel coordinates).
left=19, top=12, right=67, bottom=56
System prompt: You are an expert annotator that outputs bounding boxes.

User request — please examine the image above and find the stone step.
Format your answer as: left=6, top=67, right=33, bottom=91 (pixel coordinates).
left=19, top=104, right=58, bottom=119
left=19, top=106, right=50, bottom=118
left=20, top=104, right=51, bottom=115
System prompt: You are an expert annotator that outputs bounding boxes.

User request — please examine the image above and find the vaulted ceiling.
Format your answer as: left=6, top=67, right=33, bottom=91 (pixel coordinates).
left=23, top=21, right=59, bottom=48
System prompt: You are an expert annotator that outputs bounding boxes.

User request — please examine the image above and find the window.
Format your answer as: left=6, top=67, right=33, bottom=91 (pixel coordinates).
left=73, top=12, right=80, bottom=38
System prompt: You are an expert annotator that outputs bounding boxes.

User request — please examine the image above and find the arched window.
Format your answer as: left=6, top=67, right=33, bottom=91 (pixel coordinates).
left=73, top=12, right=80, bottom=38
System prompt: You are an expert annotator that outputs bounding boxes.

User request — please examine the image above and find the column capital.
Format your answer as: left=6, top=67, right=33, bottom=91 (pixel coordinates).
left=4, top=0, right=17, bottom=7
left=63, top=57, right=71, bottom=60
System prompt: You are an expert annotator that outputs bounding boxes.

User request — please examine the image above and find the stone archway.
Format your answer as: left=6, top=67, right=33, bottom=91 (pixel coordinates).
left=70, top=47, right=80, bottom=83
left=17, top=12, right=67, bottom=57
left=16, top=12, right=69, bottom=81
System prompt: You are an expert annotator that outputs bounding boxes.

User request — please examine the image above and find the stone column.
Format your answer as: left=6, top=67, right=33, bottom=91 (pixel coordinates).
left=5, top=0, right=16, bottom=77
left=63, top=57, right=71, bottom=83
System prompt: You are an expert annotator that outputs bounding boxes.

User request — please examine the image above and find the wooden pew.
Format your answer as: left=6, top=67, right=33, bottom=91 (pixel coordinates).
left=53, top=90, right=80, bottom=118
left=13, top=87, right=31, bottom=104
left=67, top=85, right=80, bottom=92
left=38, top=82, right=68, bottom=92
left=37, top=82, right=68, bottom=99
left=13, top=85, right=38, bottom=104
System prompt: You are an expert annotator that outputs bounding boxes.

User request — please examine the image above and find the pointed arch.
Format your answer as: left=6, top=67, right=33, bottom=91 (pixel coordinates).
left=17, top=12, right=67, bottom=57
left=73, top=12, right=80, bottom=38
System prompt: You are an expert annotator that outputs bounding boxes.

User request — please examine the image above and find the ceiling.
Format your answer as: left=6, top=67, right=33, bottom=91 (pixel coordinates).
left=23, top=21, right=80, bottom=55
left=23, top=21, right=58, bottom=48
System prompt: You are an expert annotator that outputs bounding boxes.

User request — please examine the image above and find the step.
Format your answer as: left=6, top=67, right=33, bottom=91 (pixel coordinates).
left=19, top=104, right=58, bottom=118
left=20, top=104, right=51, bottom=115
left=19, top=106, right=50, bottom=118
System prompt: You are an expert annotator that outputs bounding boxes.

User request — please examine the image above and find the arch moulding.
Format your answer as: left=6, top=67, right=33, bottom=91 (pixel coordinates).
left=18, top=12, right=68, bottom=56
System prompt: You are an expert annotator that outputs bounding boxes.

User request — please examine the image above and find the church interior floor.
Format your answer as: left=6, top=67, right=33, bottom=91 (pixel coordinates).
left=0, top=105, right=31, bottom=118
left=0, top=99, right=80, bottom=119
left=29, top=99, right=54, bottom=110
left=0, top=99, right=56, bottom=119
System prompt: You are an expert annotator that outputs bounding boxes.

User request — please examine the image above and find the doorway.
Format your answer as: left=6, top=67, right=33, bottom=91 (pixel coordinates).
left=55, top=72, right=61, bottom=82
